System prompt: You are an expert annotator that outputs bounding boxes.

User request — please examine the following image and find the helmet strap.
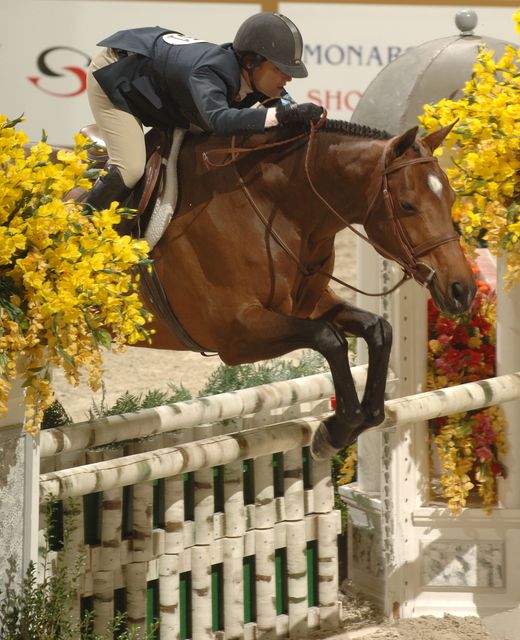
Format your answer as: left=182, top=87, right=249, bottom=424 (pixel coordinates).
left=237, top=51, right=265, bottom=93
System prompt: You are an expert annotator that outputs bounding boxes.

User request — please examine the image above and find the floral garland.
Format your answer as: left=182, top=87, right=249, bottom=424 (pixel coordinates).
left=419, top=13, right=520, bottom=285
left=338, top=13, right=519, bottom=501
left=0, top=115, right=152, bottom=432
left=428, top=262, right=507, bottom=512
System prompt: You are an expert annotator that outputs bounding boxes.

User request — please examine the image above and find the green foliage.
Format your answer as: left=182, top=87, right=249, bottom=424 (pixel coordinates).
left=41, top=400, right=72, bottom=430
left=198, top=350, right=328, bottom=396
left=0, top=560, right=77, bottom=640
left=331, top=447, right=350, bottom=530
left=0, top=502, right=157, bottom=639
left=86, top=382, right=192, bottom=420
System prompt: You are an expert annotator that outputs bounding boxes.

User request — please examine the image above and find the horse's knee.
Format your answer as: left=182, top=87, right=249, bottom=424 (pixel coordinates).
left=365, top=315, right=392, bottom=350
left=316, top=321, right=347, bottom=359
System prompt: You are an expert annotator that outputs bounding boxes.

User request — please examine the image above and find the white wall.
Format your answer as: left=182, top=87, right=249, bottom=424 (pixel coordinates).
left=0, top=1, right=516, bottom=145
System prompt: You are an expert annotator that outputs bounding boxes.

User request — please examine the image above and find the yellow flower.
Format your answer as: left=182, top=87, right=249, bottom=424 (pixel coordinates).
left=0, top=114, right=152, bottom=432
left=419, top=24, right=520, bottom=286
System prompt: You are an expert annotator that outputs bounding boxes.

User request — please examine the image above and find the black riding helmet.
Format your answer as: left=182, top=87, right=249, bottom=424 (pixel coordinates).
left=233, top=12, right=308, bottom=78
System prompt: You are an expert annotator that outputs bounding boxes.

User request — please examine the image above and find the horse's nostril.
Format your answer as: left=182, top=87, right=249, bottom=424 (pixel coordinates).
left=451, top=281, right=466, bottom=304
left=452, top=281, right=464, bottom=299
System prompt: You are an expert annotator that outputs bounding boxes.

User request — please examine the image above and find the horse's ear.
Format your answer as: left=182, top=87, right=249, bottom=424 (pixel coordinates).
left=422, top=121, right=457, bottom=153
left=391, top=126, right=419, bottom=159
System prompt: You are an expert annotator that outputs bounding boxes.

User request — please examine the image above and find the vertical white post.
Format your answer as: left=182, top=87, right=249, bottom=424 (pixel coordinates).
left=286, top=520, right=307, bottom=638
left=386, top=269, right=429, bottom=617
left=0, top=374, right=39, bottom=592
left=355, top=239, right=384, bottom=494
left=496, top=258, right=520, bottom=509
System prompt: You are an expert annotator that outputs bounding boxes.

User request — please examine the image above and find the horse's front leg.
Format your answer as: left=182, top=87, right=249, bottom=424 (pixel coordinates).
left=217, top=305, right=366, bottom=459
left=312, top=287, right=393, bottom=429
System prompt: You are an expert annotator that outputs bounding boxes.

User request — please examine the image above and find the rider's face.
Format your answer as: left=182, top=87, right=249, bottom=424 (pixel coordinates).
left=252, top=61, right=291, bottom=97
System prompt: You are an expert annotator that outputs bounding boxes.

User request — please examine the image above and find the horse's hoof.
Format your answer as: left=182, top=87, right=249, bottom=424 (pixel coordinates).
left=310, top=421, right=340, bottom=461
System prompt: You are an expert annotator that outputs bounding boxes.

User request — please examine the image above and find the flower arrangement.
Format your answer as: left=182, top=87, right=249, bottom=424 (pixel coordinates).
left=418, top=13, right=520, bottom=510
left=0, top=115, right=152, bottom=432
left=337, top=14, right=519, bottom=500
left=419, top=14, right=520, bottom=285
left=428, top=262, right=507, bottom=512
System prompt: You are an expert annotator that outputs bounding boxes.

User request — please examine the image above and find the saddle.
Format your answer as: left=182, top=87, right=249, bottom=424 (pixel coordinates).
left=79, top=124, right=209, bottom=353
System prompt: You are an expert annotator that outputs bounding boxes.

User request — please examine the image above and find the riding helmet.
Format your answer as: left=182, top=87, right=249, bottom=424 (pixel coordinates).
left=233, top=12, right=308, bottom=78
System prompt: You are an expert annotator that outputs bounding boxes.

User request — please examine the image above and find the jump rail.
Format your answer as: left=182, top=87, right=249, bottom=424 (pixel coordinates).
left=40, top=365, right=398, bottom=458
left=40, top=372, right=520, bottom=501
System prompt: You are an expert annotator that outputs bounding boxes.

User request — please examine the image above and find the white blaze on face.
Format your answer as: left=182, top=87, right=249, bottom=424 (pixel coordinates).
left=428, top=173, right=443, bottom=198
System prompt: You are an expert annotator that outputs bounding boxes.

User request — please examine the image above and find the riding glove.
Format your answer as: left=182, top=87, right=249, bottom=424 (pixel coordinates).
left=275, top=103, right=324, bottom=126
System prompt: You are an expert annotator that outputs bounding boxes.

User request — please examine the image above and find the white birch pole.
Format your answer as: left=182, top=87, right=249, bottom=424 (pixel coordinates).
left=318, top=511, right=340, bottom=630
left=223, top=537, right=244, bottom=640
left=100, top=448, right=123, bottom=573
left=93, top=569, right=114, bottom=635
left=191, top=545, right=212, bottom=638
left=41, top=418, right=316, bottom=500
left=254, top=454, right=276, bottom=529
left=283, top=448, right=304, bottom=521
left=42, top=373, right=520, bottom=502
left=132, top=481, right=153, bottom=563
left=159, top=553, right=180, bottom=640
left=125, top=561, right=147, bottom=629
left=164, top=474, right=185, bottom=554
left=310, top=458, right=334, bottom=514
left=286, top=520, right=308, bottom=638
left=223, top=460, right=245, bottom=537
left=194, top=467, right=214, bottom=545
left=61, top=496, right=84, bottom=624
left=41, top=368, right=388, bottom=457
left=255, top=527, right=277, bottom=639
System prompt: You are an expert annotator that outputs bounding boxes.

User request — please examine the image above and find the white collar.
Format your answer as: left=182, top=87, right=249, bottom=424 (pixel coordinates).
left=236, top=69, right=254, bottom=102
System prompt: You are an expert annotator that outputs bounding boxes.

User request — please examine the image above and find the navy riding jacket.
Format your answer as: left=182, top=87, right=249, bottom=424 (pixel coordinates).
left=93, top=26, right=290, bottom=133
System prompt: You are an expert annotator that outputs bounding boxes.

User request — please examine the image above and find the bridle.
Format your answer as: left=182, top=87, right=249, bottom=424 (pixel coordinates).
left=202, top=115, right=459, bottom=296
left=359, top=138, right=459, bottom=287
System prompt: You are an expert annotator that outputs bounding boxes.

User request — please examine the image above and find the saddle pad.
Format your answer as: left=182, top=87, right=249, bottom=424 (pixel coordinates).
left=144, top=128, right=186, bottom=249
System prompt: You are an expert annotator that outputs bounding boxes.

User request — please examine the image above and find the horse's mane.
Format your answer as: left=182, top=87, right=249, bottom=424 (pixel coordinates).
left=247, top=118, right=393, bottom=146
left=321, top=118, right=392, bottom=140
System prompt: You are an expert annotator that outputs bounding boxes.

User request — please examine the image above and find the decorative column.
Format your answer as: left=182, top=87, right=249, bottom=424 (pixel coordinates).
left=496, top=256, right=520, bottom=509
left=0, top=374, right=39, bottom=594
left=354, top=238, right=384, bottom=495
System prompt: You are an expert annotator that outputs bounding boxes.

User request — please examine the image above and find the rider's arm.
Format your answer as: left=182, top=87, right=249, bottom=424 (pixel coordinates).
left=189, top=68, right=268, bottom=135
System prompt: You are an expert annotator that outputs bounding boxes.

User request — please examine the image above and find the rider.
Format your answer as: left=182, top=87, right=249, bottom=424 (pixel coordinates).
left=85, top=12, right=323, bottom=210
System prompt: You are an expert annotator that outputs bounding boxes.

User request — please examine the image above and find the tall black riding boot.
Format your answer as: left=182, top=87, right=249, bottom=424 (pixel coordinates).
left=84, top=165, right=131, bottom=211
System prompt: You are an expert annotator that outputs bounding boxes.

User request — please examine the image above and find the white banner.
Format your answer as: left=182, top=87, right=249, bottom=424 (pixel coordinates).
left=281, top=2, right=518, bottom=118
left=0, top=0, right=260, bottom=144
left=0, top=1, right=517, bottom=145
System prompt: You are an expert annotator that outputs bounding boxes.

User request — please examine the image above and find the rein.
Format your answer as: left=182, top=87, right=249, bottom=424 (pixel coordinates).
left=203, top=117, right=458, bottom=296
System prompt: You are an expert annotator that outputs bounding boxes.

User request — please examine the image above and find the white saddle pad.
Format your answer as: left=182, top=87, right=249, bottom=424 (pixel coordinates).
left=144, top=128, right=186, bottom=249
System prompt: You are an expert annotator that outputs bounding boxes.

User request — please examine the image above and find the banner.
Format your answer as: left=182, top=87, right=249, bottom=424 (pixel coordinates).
left=0, top=1, right=516, bottom=145
left=282, top=2, right=518, bottom=117
left=0, top=1, right=260, bottom=144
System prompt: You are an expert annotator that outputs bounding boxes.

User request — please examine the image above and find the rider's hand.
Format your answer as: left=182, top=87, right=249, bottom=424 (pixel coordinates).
left=275, top=103, right=324, bottom=126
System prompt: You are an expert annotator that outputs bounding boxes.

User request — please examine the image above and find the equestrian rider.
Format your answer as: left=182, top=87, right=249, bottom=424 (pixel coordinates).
left=86, top=12, right=323, bottom=210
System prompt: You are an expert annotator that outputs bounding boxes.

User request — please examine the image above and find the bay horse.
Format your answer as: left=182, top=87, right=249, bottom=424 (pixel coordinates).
left=91, top=118, right=476, bottom=460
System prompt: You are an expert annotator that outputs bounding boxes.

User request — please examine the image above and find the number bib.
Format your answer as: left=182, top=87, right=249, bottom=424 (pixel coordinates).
left=162, top=33, right=207, bottom=46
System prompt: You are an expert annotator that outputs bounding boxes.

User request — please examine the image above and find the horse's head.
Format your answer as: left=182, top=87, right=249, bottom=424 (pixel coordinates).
left=363, top=124, right=476, bottom=314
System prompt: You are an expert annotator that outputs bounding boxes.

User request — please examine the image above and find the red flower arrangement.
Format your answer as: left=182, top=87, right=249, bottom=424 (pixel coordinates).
left=428, top=261, right=507, bottom=511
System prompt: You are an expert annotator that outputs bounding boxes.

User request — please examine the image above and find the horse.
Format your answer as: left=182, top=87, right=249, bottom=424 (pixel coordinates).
left=85, top=117, right=476, bottom=460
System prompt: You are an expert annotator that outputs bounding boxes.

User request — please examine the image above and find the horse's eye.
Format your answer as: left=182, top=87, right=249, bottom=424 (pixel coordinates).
left=400, top=199, right=416, bottom=213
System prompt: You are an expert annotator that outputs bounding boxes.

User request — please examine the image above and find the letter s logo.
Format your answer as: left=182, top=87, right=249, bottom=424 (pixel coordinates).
left=28, top=47, right=91, bottom=97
